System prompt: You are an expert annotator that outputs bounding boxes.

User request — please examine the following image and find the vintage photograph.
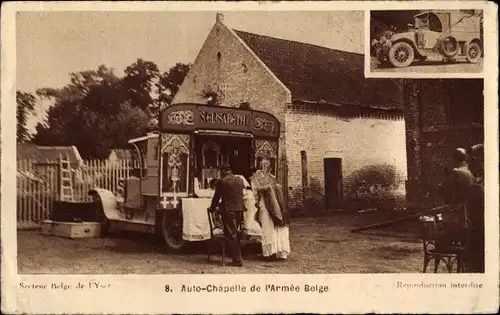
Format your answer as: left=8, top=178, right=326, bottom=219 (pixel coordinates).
left=2, top=2, right=497, bottom=314
left=370, top=10, right=484, bottom=73
left=12, top=10, right=486, bottom=276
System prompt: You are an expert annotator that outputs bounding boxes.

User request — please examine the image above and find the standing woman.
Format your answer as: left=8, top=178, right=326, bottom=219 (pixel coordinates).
left=250, top=168, right=291, bottom=260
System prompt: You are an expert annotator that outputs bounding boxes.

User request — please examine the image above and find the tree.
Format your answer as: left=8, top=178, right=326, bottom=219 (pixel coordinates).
left=33, top=65, right=149, bottom=158
left=31, top=60, right=191, bottom=158
left=16, top=91, right=37, bottom=143
left=121, top=60, right=191, bottom=124
left=155, top=63, right=192, bottom=113
left=122, top=58, right=160, bottom=114
left=370, top=10, right=420, bottom=39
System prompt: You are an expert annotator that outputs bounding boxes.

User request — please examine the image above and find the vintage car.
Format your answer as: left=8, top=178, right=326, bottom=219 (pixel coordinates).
left=372, top=10, right=482, bottom=68
left=89, top=103, right=280, bottom=250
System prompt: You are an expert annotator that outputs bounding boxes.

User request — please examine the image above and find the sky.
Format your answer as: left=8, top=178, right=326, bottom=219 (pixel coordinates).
left=16, top=11, right=365, bottom=132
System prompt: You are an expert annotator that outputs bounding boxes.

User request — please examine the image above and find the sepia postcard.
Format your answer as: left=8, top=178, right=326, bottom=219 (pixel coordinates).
left=367, top=9, right=485, bottom=77
left=1, top=1, right=498, bottom=314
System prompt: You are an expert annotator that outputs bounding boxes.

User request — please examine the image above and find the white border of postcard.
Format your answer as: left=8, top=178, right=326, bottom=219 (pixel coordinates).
left=2, top=1, right=499, bottom=314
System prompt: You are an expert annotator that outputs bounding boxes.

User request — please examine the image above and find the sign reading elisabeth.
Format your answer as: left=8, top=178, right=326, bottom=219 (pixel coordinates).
left=160, top=103, right=280, bottom=138
left=200, top=111, right=249, bottom=127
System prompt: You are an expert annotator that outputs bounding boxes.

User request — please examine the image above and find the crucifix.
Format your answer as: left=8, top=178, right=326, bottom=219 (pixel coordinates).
left=160, top=193, right=180, bottom=208
left=171, top=192, right=179, bottom=207
left=160, top=194, right=169, bottom=209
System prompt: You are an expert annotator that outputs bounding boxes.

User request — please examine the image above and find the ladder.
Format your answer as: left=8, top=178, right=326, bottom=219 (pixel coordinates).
left=59, top=155, right=74, bottom=201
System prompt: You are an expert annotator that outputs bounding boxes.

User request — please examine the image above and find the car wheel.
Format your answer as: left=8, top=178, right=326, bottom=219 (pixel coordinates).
left=439, top=36, right=459, bottom=58
left=388, top=42, right=415, bottom=68
left=466, top=42, right=482, bottom=64
left=162, top=210, right=185, bottom=251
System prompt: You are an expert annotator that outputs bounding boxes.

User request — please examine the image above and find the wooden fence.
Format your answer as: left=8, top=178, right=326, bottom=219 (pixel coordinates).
left=17, top=159, right=137, bottom=229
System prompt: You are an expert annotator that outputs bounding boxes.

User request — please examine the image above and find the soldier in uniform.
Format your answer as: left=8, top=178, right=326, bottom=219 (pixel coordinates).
left=447, top=148, right=475, bottom=206
left=209, top=164, right=245, bottom=267
left=465, top=144, right=485, bottom=273
left=437, top=148, right=475, bottom=248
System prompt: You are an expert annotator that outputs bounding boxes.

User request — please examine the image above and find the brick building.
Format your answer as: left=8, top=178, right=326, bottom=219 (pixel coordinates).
left=403, top=79, right=484, bottom=210
left=173, top=13, right=407, bottom=212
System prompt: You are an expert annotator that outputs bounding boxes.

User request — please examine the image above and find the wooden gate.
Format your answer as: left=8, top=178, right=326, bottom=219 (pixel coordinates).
left=16, top=159, right=136, bottom=229
left=17, top=160, right=58, bottom=229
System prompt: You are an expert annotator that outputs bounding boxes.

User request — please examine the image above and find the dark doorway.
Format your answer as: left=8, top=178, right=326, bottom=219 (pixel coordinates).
left=194, top=135, right=252, bottom=180
left=229, top=137, right=252, bottom=178
left=324, top=158, right=342, bottom=209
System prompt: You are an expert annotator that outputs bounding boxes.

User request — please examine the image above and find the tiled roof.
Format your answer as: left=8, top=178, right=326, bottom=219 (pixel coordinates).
left=234, top=30, right=403, bottom=110
left=17, top=143, right=83, bottom=165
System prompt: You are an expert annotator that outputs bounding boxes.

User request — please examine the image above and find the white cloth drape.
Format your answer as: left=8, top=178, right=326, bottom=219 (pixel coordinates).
left=250, top=171, right=290, bottom=259
left=258, top=199, right=291, bottom=259
left=235, top=175, right=262, bottom=236
left=181, top=198, right=212, bottom=241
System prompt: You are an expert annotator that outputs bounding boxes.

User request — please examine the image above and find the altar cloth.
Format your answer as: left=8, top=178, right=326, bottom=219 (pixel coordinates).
left=181, top=198, right=212, bottom=241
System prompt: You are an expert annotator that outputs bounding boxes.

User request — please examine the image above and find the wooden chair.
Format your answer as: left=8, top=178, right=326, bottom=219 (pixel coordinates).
left=420, top=215, right=468, bottom=273
left=206, top=206, right=246, bottom=266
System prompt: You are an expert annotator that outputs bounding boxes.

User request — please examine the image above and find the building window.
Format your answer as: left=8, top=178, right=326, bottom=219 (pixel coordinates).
left=300, top=150, right=309, bottom=188
left=216, top=51, right=222, bottom=62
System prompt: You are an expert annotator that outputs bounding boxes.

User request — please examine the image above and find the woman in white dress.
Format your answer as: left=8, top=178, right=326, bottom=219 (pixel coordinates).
left=249, top=168, right=291, bottom=260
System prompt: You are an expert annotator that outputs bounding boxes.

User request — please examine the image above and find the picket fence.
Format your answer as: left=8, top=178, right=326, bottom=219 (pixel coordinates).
left=16, top=159, right=138, bottom=229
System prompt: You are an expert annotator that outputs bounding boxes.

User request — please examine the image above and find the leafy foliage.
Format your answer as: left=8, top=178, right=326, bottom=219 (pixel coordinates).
left=158, top=63, right=191, bottom=102
left=371, top=10, right=483, bottom=42
left=346, top=164, right=405, bottom=211
left=29, top=60, right=191, bottom=158
left=347, top=163, right=402, bottom=197
left=122, top=59, right=160, bottom=114
left=16, top=91, right=37, bottom=143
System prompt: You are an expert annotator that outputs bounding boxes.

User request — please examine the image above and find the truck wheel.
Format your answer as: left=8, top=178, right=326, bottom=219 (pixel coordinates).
left=388, top=42, right=414, bottom=68
left=90, top=192, right=110, bottom=236
left=162, top=210, right=185, bottom=250
left=466, top=42, right=482, bottom=64
left=439, top=36, right=459, bottom=58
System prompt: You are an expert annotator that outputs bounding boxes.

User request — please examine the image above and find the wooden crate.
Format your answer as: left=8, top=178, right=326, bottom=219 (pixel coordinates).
left=40, top=220, right=102, bottom=239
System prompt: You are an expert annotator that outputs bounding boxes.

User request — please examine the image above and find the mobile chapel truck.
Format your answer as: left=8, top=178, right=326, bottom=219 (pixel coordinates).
left=90, top=103, right=280, bottom=250
left=372, top=10, right=483, bottom=68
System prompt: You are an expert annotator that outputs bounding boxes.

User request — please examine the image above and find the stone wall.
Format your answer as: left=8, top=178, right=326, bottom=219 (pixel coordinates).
left=403, top=79, right=484, bottom=210
left=285, top=104, right=407, bottom=212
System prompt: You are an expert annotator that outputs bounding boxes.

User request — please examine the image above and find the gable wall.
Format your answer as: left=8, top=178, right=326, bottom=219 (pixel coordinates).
left=173, top=19, right=291, bottom=185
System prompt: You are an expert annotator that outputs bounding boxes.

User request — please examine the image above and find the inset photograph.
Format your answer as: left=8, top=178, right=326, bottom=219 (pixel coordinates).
left=369, top=10, right=483, bottom=75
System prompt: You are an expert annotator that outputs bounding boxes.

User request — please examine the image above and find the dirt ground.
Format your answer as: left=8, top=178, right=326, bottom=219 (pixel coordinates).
left=17, top=213, right=446, bottom=274
left=370, top=57, right=483, bottom=73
